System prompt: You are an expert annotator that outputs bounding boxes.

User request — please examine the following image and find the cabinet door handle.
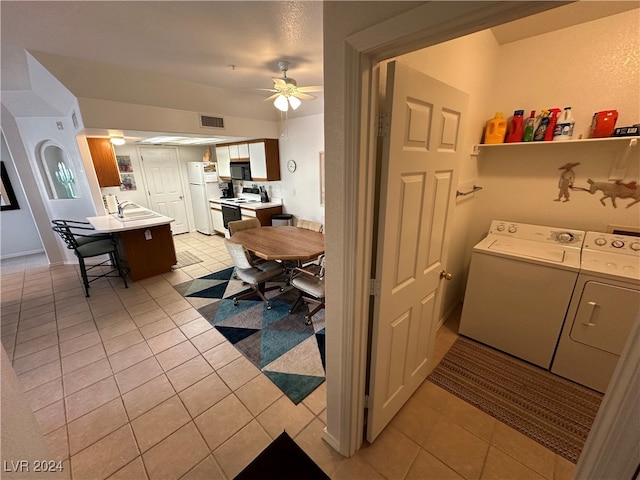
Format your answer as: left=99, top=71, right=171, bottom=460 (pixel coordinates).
left=582, top=301, right=599, bottom=327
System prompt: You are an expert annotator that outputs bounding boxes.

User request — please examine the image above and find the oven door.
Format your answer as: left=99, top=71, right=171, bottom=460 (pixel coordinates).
left=221, top=204, right=242, bottom=229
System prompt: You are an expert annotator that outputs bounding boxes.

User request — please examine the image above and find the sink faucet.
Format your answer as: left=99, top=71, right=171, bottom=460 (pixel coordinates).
left=117, top=201, right=136, bottom=218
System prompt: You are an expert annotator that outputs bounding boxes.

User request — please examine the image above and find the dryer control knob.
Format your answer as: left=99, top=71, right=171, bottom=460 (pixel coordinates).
left=508, top=225, right=517, bottom=233
left=594, top=238, right=607, bottom=246
left=557, top=232, right=574, bottom=243
left=496, top=225, right=505, bottom=232
left=611, top=240, right=625, bottom=248
left=630, top=242, right=640, bottom=251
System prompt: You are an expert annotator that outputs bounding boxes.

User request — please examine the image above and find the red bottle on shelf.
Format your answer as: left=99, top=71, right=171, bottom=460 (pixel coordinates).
left=505, top=110, right=525, bottom=143
left=544, top=108, right=562, bottom=141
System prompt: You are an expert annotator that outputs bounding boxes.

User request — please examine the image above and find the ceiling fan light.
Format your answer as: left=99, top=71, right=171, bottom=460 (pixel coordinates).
left=288, top=96, right=301, bottom=110
left=274, top=95, right=289, bottom=112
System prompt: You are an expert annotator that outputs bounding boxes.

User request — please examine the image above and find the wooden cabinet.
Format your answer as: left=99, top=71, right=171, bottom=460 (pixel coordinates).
left=87, top=137, right=120, bottom=187
left=241, top=205, right=283, bottom=226
left=117, top=223, right=177, bottom=281
left=216, top=146, right=231, bottom=178
left=248, top=139, right=281, bottom=181
left=216, top=139, right=281, bottom=181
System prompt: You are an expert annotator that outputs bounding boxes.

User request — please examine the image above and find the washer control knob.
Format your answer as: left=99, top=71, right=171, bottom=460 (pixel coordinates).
left=557, top=232, right=574, bottom=243
left=630, top=242, right=640, bottom=251
left=594, top=238, right=607, bottom=246
left=611, top=240, right=625, bottom=249
left=508, top=225, right=517, bottom=233
left=496, top=224, right=505, bottom=232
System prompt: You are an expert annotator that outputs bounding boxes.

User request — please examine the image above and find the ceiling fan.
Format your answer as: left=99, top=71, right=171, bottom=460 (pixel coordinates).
left=263, top=61, right=322, bottom=112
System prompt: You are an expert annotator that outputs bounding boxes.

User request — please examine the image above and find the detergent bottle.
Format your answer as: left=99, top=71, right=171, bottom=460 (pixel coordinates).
left=505, top=110, right=525, bottom=143
left=553, top=107, right=576, bottom=141
left=523, top=110, right=536, bottom=142
left=484, top=112, right=507, bottom=144
left=533, top=109, right=550, bottom=141
left=544, top=108, right=562, bottom=141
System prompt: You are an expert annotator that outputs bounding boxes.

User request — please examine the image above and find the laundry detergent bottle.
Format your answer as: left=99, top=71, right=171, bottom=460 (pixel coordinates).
left=544, top=108, right=562, bottom=141
left=553, top=107, right=575, bottom=141
left=505, top=110, right=525, bottom=143
left=533, top=109, right=550, bottom=141
left=523, top=110, right=536, bottom=142
left=484, top=112, right=507, bottom=144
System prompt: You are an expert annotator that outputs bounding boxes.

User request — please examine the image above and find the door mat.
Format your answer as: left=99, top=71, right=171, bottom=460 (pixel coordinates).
left=427, top=336, right=603, bottom=463
left=173, top=251, right=203, bottom=269
left=235, top=431, right=329, bottom=480
left=176, top=267, right=325, bottom=404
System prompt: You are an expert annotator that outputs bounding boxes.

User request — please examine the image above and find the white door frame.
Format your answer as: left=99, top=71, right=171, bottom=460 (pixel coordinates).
left=326, top=1, right=571, bottom=457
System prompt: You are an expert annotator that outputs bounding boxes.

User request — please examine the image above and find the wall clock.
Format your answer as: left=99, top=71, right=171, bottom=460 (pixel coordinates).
left=287, top=159, right=297, bottom=173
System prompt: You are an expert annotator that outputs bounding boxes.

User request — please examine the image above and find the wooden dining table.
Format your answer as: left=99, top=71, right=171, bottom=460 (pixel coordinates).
left=228, top=226, right=324, bottom=261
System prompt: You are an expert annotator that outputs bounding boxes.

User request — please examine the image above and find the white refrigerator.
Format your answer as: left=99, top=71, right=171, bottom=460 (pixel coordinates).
left=187, top=162, right=221, bottom=235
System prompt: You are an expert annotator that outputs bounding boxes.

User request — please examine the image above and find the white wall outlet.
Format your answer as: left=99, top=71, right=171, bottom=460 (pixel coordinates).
left=144, top=229, right=152, bottom=240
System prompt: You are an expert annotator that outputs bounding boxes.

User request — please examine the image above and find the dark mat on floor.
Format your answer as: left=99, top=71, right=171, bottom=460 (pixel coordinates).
left=427, top=336, right=603, bottom=463
left=234, top=431, right=329, bottom=480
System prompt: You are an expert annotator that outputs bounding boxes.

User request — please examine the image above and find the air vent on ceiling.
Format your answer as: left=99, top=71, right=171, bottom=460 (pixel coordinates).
left=199, top=114, right=225, bottom=129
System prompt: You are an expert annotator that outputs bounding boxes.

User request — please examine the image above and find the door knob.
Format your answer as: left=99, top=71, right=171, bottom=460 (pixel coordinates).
left=440, top=270, right=453, bottom=280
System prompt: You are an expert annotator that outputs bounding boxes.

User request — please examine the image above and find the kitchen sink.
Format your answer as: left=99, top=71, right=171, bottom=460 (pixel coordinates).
left=112, top=208, right=161, bottom=221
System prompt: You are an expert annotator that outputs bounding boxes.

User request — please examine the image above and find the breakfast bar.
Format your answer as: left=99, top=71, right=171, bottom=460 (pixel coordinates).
left=87, top=207, right=177, bottom=281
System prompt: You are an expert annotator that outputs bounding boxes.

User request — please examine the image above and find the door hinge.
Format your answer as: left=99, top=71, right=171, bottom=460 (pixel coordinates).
left=369, top=278, right=381, bottom=297
left=364, top=394, right=369, bottom=408
left=376, top=112, right=390, bottom=137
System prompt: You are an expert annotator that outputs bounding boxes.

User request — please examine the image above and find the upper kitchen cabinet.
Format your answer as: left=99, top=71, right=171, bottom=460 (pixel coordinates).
left=87, top=137, right=120, bottom=187
left=229, top=143, right=250, bottom=161
left=249, top=139, right=281, bottom=181
left=216, top=146, right=231, bottom=178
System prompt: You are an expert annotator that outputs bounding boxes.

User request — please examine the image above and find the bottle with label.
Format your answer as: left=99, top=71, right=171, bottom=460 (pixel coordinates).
left=523, top=110, right=536, bottom=142
left=484, top=112, right=507, bottom=144
left=553, top=107, right=576, bottom=141
left=505, top=110, right=525, bottom=143
left=544, top=108, right=562, bottom=141
left=533, top=109, right=550, bottom=141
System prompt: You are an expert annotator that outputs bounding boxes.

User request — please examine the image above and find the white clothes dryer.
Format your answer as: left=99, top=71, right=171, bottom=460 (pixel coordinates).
left=459, top=220, right=584, bottom=368
left=551, top=231, right=640, bottom=393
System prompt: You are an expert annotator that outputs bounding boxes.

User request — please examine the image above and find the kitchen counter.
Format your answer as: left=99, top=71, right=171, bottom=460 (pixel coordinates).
left=87, top=209, right=177, bottom=281
left=86, top=213, right=174, bottom=232
left=209, top=197, right=283, bottom=210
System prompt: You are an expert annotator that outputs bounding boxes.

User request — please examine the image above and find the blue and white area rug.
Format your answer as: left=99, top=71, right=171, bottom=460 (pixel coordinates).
left=176, top=267, right=325, bottom=404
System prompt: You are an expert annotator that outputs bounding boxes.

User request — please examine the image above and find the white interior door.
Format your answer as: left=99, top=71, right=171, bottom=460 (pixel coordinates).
left=139, top=147, right=189, bottom=234
left=366, top=61, right=469, bottom=442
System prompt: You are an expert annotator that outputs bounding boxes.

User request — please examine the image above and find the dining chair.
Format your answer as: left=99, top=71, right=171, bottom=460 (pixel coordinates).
left=289, top=255, right=325, bottom=325
left=52, top=222, right=128, bottom=297
left=228, top=217, right=261, bottom=235
left=224, top=239, right=285, bottom=310
left=52, top=219, right=112, bottom=245
left=296, top=219, right=323, bottom=233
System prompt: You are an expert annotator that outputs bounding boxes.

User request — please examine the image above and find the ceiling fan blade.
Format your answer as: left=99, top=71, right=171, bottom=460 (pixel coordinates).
left=272, top=78, right=288, bottom=87
left=292, top=92, right=317, bottom=101
left=264, top=93, right=281, bottom=102
left=296, top=86, right=323, bottom=93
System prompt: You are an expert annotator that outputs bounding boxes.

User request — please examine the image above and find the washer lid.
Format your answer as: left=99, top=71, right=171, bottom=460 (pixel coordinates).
left=474, top=236, right=582, bottom=270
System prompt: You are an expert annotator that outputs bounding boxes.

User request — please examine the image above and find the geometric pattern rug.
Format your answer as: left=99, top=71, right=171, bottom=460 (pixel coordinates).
left=427, top=336, right=603, bottom=463
left=176, top=267, right=325, bottom=404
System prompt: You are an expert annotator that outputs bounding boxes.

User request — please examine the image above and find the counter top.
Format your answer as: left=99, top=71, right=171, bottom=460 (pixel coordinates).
left=87, top=212, right=174, bottom=232
left=209, top=198, right=283, bottom=210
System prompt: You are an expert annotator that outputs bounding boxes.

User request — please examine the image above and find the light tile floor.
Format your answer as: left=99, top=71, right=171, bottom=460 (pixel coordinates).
left=1, top=232, right=577, bottom=479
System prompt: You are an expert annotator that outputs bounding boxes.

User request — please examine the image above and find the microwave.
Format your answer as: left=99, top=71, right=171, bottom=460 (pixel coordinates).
left=230, top=162, right=252, bottom=180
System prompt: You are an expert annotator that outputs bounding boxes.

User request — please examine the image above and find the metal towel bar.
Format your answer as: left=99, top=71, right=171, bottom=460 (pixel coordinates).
left=456, top=185, right=483, bottom=197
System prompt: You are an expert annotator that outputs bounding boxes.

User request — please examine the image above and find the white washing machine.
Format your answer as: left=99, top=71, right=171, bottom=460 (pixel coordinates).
left=551, top=231, right=640, bottom=393
left=459, top=220, right=584, bottom=368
